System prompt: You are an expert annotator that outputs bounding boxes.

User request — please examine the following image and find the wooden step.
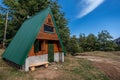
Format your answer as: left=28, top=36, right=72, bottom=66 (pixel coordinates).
left=30, top=61, right=49, bottom=71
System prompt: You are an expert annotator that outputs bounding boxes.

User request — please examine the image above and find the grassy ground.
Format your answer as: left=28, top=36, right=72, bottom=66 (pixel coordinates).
left=0, top=49, right=32, bottom=80
left=0, top=49, right=109, bottom=80
left=61, top=55, right=109, bottom=80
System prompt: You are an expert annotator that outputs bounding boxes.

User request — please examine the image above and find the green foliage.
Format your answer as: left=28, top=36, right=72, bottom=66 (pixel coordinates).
left=68, top=35, right=81, bottom=55
left=78, top=30, right=118, bottom=52
left=78, top=33, right=86, bottom=52
left=0, top=15, right=4, bottom=44
left=87, top=34, right=98, bottom=51
left=78, top=33, right=98, bottom=52
left=86, top=34, right=97, bottom=51
left=115, top=44, right=120, bottom=51
left=97, top=30, right=116, bottom=51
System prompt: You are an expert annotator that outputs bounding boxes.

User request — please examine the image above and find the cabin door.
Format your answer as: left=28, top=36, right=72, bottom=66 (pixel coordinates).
left=48, top=41, right=54, bottom=62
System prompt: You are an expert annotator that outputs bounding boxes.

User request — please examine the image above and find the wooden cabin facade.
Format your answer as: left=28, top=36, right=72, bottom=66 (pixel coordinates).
left=2, top=8, right=65, bottom=71
left=29, top=14, right=62, bottom=57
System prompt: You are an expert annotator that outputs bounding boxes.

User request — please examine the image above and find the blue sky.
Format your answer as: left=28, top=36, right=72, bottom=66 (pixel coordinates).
left=0, top=0, right=120, bottom=39
left=58, top=0, right=120, bottom=39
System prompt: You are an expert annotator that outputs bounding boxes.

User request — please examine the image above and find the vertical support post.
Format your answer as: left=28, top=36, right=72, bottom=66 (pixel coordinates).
left=59, top=52, right=62, bottom=62
left=43, top=40, right=45, bottom=50
left=42, top=40, right=46, bottom=54
left=25, top=58, right=29, bottom=71
left=62, top=52, right=64, bottom=62
left=58, top=42, right=62, bottom=62
left=3, top=12, right=8, bottom=49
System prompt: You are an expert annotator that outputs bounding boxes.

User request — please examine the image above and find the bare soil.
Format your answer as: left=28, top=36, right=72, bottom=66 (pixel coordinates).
left=31, top=69, right=61, bottom=79
left=76, top=55, right=120, bottom=80
left=30, top=63, right=63, bottom=80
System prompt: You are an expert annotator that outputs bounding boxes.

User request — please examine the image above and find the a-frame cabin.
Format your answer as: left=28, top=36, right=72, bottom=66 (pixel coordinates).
left=2, top=7, right=65, bottom=71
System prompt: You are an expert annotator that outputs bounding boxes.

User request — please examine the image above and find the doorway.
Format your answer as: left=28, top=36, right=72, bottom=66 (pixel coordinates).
left=48, top=41, right=54, bottom=62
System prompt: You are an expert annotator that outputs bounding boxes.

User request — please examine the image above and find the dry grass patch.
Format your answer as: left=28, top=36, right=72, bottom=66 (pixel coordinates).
left=76, top=51, right=120, bottom=80
left=62, top=55, right=109, bottom=80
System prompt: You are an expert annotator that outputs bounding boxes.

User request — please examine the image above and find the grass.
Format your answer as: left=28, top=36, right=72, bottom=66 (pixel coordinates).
left=0, top=49, right=109, bottom=80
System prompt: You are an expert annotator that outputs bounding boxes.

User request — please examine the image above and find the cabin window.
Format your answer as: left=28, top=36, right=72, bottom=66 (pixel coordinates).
left=44, top=24, right=54, bottom=33
left=34, top=39, right=42, bottom=53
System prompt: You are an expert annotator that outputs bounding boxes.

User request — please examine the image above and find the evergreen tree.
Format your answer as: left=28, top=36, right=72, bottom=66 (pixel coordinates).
left=78, top=33, right=86, bottom=52
left=98, top=30, right=115, bottom=51
left=86, top=34, right=97, bottom=51
left=69, top=35, right=81, bottom=55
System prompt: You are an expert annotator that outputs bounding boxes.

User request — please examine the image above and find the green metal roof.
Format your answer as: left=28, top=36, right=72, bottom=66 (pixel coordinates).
left=2, top=7, right=65, bottom=65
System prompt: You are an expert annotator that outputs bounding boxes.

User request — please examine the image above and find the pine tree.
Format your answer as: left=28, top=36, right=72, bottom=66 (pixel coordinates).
left=86, top=34, right=97, bottom=51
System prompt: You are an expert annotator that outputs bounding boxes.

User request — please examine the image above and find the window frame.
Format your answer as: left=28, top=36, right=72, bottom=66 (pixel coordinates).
left=34, top=39, right=42, bottom=53
left=44, top=24, right=54, bottom=33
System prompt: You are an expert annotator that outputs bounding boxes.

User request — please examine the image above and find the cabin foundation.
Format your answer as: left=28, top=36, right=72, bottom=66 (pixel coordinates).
left=24, top=52, right=64, bottom=71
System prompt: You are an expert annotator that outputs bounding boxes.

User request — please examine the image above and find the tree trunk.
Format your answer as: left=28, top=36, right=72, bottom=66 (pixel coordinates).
left=3, top=12, right=8, bottom=49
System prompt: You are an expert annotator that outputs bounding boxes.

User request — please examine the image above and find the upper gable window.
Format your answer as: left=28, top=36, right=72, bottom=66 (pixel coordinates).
left=44, top=24, right=54, bottom=33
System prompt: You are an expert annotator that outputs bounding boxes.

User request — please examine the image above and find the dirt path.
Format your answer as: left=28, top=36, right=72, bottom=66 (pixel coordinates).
left=76, top=56, right=120, bottom=80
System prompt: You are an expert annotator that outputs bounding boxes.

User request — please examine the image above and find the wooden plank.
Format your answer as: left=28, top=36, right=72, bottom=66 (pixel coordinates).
left=30, top=61, right=49, bottom=67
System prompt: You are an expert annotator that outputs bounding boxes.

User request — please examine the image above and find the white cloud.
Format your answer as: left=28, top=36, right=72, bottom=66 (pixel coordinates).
left=77, top=0, right=104, bottom=18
